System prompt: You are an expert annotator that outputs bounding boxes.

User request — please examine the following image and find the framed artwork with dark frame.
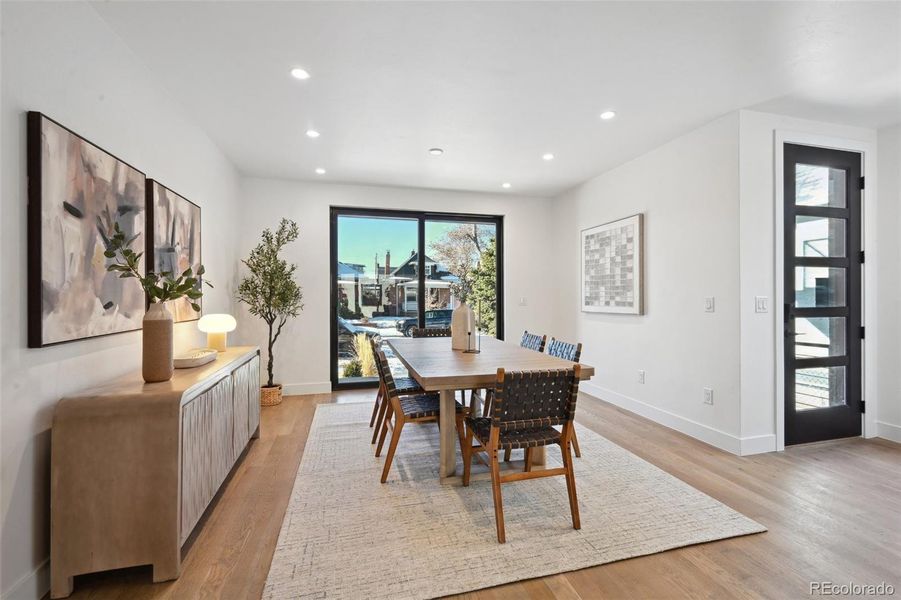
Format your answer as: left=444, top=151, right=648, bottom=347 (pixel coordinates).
left=581, top=213, right=644, bottom=314
left=146, top=180, right=202, bottom=323
left=27, top=112, right=147, bottom=347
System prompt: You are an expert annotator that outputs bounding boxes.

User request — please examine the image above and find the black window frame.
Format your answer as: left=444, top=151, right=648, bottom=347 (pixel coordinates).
left=329, top=206, right=505, bottom=390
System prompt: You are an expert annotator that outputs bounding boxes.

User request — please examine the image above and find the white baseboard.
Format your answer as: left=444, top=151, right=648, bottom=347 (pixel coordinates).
left=1, top=558, right=49, bottom=600
left=581, top=382, right=749, bottom=455
left=876, top=420, right=901, bottom=444
left=282, top=381, right=332, bottom=396
left=739, top=434, right=777, bottom=456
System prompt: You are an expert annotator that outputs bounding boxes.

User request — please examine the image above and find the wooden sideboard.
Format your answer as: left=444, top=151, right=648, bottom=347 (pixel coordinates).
left=50, top=346, right=261, bottom=599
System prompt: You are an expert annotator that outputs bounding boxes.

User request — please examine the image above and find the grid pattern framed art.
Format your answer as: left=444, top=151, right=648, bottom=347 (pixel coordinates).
left=580, top=213, right=643, bottom=314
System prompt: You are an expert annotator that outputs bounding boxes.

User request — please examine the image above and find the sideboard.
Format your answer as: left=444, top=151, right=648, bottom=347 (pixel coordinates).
left=50, top=346, right=261, bottom=599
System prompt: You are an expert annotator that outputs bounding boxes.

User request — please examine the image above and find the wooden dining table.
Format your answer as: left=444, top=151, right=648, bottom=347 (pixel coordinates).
left=387, top=336, right=595, bottom=480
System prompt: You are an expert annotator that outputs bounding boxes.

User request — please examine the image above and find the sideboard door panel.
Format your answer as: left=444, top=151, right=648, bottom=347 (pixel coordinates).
left=209, top=375, right=234, bottom=494
left=180, top=375, right=231, bottom=545
left=247, top=356, right=261, bottom=437
left=232, top=360, right=252, bottom=458
left=180, top=390, right=213, bottom=545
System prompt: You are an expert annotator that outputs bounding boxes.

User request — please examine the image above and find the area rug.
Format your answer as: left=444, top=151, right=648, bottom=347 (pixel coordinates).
left=264, top=402, right=765, bottom=599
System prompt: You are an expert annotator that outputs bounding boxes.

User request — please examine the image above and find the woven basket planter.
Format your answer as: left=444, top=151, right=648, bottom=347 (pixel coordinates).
left=261, top=384, right=283, bottom=407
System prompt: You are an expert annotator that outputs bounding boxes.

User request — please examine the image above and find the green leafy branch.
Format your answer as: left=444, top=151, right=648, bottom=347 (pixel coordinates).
left=104, top=222, right=211, bottom=310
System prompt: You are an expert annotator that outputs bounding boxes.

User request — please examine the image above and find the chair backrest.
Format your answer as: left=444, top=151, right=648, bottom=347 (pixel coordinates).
left=491, top=366, right=581, bottom=431
left=546, top=338, right=582, bottom=362
left=374, top=350, right=399, bottom=398
left=411, top=327, right=451, bottom=338
left=520, top=330, right=547, bottom=352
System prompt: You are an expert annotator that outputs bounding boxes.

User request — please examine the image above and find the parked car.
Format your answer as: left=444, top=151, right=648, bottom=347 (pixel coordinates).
left=337, top=317, right=379, bottom=358
left=396, top=309, right=454, bottom=336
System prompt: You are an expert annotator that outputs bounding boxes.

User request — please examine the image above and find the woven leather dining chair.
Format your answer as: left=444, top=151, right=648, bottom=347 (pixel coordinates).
left=483, top=330, right=548, bottom=421
left=520, top=330, right=547, bottom=352
left=546, top=338, right=584, bottom=458
left=368, top=337, right=425, bottom=445
left=411, top=327, right=452, bottom=337
left=374, top=350, right=467, bottom=483
left=462, top=366, right=583, bottom=543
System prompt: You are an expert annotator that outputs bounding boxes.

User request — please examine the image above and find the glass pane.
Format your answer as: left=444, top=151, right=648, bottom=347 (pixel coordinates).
left=796, top=163, right=846, bottom=208
left=794, top=317, right=846, bottom=359
left=336, top=215, right=417, bottom=383
left=795, top=215, right=846, bottom=257
left=795, top=366, right=846, bottom=411
left=423, top=221, right=498, bottom=338
left=795, top=267, right=846, bottom=307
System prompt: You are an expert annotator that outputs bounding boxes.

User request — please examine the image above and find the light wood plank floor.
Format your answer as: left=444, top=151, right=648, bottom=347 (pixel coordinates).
left=64, top=390, right=901, bottom=600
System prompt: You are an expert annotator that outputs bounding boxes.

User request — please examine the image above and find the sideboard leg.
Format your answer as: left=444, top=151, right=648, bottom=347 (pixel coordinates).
left=50, top=574, right=74, bottom=599
left=152, top=558, right=180, bottom=583
left=251, top=424, right=260, bottom=440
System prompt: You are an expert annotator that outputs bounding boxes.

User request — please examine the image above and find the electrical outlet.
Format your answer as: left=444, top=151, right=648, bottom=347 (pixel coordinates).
left=704, top=297, right=715, bottom=313
left=519, top=297, right=527, bottom=306
left=755, top=296, right=768, bottom=313
left=638, top=370, right=646, bottom=384
left=703, top=388, right=714, bottom=405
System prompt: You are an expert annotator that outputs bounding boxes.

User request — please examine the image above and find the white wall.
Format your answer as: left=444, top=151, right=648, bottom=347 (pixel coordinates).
left=876, top=125, right=901, bottom=442
left=737, top=110, right=878, bottom=451
left=0, top=3, right=241, bottom=598
left=233, top=178, right=557, bottom=395
left=551, top=113, right=744, bottom=453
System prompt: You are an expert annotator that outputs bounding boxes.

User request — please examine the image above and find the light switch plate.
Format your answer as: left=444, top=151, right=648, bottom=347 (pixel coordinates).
left=755, top=296, right=768, bottom=313
left=704, top=297, right=715, bottom=312
left=518, top=297, right=527, bottom=306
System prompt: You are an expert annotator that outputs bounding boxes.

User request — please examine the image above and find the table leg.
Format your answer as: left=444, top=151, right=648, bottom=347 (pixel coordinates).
left=439, top=389, right=457, bottom=478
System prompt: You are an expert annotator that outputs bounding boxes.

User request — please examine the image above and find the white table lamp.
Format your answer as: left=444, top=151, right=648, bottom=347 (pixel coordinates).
left=198, top=314, right=237, bottom=352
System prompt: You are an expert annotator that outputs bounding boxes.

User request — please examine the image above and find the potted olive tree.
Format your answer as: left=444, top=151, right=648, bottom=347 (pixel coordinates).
left=104, top=223, right=210, bottom=383
left=237, top=218, right=304, bottom=406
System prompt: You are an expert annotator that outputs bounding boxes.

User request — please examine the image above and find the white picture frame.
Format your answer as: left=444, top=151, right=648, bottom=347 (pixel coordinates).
left=581, top=213, right=644, bottom=314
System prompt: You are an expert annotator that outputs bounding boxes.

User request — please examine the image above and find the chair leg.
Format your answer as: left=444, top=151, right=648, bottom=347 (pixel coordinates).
left=371, top=390, right=390, bottom=444
left=368, top=387, right=382, bottom=428
left=571, top=428, right=582, bottom=458
left=455, top=412, right=467, bottom=465
left=561, top=438, right=581, bottom=530
left=462, top=428, right=475, bottom=486
left=375, top=409, right=391, bottom=456
left=523, top=447, right=532, bottom=472
left=489, top=448, right=506, bottom=543
left=380, top=419, right=404, bottom=483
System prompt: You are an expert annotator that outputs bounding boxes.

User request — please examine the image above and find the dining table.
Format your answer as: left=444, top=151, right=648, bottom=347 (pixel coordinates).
left=386, top=335, right=595, bottom=480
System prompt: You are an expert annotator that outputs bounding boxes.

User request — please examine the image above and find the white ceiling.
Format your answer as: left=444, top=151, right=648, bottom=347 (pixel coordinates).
left=92, top=1, right=900, bottom=198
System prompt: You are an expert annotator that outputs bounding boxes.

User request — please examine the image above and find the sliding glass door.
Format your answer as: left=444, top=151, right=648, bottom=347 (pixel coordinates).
left=330, top=208, right=503, bottom=388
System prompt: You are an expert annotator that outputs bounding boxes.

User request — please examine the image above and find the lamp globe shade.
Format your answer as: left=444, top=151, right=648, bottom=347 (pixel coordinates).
left=197, top=314, right=237, bottom=351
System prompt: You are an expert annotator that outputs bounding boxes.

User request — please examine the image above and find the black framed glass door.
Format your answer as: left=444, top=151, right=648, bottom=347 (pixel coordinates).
left=330, top=207, right=503, bottom=389
left=784, top=143, right=863, bottom=445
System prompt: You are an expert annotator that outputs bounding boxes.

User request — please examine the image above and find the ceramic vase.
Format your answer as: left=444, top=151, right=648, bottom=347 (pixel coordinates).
left=143, top=302, right=174, bottom=383
left=451, top=302, right=475, bottom=350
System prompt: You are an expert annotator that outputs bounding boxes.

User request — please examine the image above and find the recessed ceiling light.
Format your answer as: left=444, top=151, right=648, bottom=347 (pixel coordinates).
left=290, top=67, right=310, bottom=80
left=429, top=148, right=444, bottom=156
left=315, top=167, right=326, bottom=175
left=306, top=129, right=320, bottom=138
left=600, top=110, right=617, bottom=120
left=501, top=182, right=512, bottom=189
left=542, top=153, right=555, bottom=161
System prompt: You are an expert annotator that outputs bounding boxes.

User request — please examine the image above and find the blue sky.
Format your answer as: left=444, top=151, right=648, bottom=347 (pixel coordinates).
left=337, top=216, right=494, bottom=275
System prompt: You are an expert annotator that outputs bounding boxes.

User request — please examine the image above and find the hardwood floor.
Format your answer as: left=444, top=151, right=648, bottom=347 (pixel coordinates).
left=65, top=390, right=901, bottom=600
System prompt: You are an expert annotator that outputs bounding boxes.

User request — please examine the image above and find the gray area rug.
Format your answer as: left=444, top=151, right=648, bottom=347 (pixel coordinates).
left=264, top=402, right=765, bottom=599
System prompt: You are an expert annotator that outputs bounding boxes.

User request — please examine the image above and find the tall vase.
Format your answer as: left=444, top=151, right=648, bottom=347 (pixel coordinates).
left=143, top=302, right=174, bottom=383
left=451, top=302, right=475, bottom=350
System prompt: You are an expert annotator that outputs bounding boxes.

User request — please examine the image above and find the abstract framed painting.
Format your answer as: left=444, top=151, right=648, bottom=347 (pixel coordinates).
left=147, top=180, right=202, bottom=322
left=581, top=213, right=644, bottom=315
left=27, top=112, right=147, bottom=347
